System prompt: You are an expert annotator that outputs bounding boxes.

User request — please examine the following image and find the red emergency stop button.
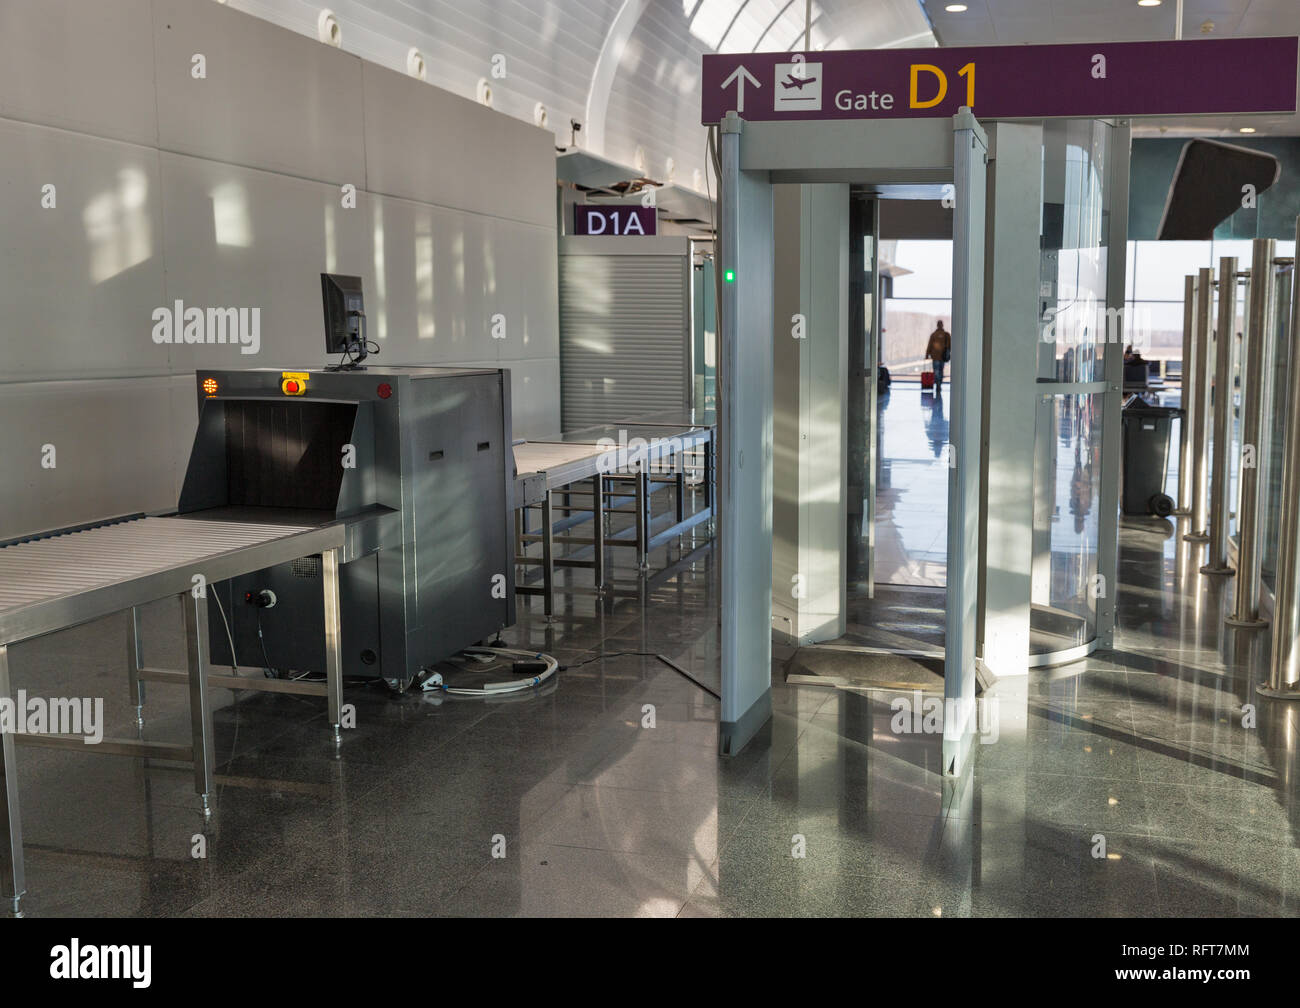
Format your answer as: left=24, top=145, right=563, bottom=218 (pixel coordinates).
left=281, top=372, right=309, bottom=395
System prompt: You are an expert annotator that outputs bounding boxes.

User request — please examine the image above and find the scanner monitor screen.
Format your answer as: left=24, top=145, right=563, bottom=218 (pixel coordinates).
left=321, top=273, right=365, bottom=357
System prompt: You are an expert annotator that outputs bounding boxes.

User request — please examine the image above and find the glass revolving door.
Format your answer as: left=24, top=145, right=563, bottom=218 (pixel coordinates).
left=1029, top=119, right=1113, bottom=666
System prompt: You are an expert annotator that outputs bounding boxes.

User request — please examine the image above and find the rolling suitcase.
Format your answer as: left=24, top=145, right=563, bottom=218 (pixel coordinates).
left=920, top=361, right=935, bottom=390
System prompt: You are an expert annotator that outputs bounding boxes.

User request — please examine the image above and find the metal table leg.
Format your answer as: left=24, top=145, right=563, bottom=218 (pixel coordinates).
left=675, top=463, right=687, bottom=525
left=183, top=591, right=216, bottom=818
left=0, top=645, right=25, bottom=918
left=635, top=463, right=650, bottom=572
left=703, top=436, right=716, bottom=535
left=127, top=605, right=146, bottom=728
left=592, top=474, right=606, bottom=596
left=323, top=548, right=344, bottom=742
left=542, top=491, right=555, bottom=621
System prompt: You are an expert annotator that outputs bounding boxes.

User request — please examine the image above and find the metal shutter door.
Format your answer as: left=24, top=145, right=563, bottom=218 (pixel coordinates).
left=559, top=253, right=688, bottom=431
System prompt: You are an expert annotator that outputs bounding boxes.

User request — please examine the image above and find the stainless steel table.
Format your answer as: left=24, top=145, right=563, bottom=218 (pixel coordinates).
left=512, top=420, right=715, bottom=617
left=0, top=514, right=346, bottom=917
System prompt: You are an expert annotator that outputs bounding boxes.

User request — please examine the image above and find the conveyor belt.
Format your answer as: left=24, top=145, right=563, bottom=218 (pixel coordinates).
left=0, top=516, right=343, bottom=645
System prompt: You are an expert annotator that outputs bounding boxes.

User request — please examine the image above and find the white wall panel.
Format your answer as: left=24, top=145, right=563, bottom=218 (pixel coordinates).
left=359, top=61, right=556, bottom=226
left=152, top=0, right=367, bottom=183
left=157, top=151, right=371, bottom=371
left=368, top=196, right=490, bottom=364
left=232, top=0, right=618, bottom=146
left=0, top=0, right=159, bottom=147
left=506, top=356, right=561, bottom=438
left=485, top=214, right=559, bottom=364
left=0, top=119, right=168, bottom=381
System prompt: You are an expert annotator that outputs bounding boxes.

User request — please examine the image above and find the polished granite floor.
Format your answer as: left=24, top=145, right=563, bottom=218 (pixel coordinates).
left=6, top=496, right=1299, bottom=917
left=875, top=385, right=950, bottom=588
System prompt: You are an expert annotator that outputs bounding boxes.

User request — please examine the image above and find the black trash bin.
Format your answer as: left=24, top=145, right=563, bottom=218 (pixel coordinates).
left=1121, top=396, right=1184, bottom=517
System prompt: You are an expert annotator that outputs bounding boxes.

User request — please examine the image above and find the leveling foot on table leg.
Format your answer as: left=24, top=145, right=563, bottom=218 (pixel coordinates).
left=200, top=794, right=212, bottom=818
left=332, top=724, right=342, bottom=744
left=134, top=706, right=144, bottom=729
left=8, top=895, right=23, bottom=918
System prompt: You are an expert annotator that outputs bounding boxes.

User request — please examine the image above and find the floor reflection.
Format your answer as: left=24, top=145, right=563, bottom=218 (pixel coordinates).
left=8, top=415, right=1300, bottom=916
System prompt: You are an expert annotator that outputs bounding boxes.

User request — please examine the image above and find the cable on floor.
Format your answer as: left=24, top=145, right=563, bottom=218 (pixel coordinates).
left=420, top=646, right=559, bottom=697
left=561, top=650, right=720, bottom=700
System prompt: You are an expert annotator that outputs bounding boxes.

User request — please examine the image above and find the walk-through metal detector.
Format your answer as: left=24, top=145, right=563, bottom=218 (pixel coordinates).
left=704, top=36, right=1298, bottom=775
left=715, top=110, right=986, bottom=776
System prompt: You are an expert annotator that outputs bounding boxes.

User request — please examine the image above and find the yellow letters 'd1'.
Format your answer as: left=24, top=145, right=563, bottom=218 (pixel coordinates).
left=909, top=62, right=975, bottom=110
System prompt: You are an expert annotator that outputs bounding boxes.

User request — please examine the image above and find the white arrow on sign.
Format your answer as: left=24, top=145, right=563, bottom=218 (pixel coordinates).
left=721, top=65, right=760, bottom=113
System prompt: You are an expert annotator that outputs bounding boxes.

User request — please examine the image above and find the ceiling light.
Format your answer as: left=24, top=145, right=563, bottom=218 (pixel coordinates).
left=944, top=3, right=968, bottom=10
left=1239, top=126, right=1257, bottom=133
left=1137, top=0, right=1161, bottom=6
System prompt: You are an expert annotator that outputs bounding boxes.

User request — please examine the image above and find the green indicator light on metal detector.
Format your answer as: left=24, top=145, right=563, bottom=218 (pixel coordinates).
left=725, top=270, right=735, bottom=282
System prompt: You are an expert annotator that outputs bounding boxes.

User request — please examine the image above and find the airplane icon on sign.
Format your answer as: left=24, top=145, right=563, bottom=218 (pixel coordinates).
left=773, top=62, right=823, bottom=109
left=781, top=74, right=818, bottom=90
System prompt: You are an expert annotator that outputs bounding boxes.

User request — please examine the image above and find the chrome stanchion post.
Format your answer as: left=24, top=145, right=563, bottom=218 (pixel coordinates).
left=1185, top=266, right=1214, bottom=542
left=1202, top=256, right=1237, bottom=574
left=1261, top=218, right=1300, bottom=699
left=1175, top=274, right=1195, bottom=514
left=1227, top=239, right=1276, bottom=628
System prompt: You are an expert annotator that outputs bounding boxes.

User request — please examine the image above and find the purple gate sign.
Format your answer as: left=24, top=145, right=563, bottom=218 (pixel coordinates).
left=702, top=37, right=1298, bottom=124
left=573, top=204, right=657, bottom=236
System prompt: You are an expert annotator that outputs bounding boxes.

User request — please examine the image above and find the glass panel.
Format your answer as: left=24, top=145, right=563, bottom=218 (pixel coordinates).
left=890, top=240, right=953, bottom=298
left=692, top=255, right=717, bottom=413
left=1031, top=392, right=1104, bottom=655
left=1126, top=300, right=1186, bottom=364
left=880, top=296, right=952, bottom=376
left=1131, top=240, right=1214, bottom=301
left=1031, top=120, right=1112, bottom=661
left=846, top=196, right=876, bottom=594
left=1038, top=119, right=1112, bottom=384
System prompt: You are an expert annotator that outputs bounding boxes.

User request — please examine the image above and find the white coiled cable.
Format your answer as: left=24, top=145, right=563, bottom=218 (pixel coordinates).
left=422, top=647, right=558, bottom=697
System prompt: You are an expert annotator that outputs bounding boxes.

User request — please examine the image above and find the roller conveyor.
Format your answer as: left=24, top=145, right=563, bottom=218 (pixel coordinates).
left=0, top=513, right=348, bottom=918
left=0, top=517, right=338, bottom=638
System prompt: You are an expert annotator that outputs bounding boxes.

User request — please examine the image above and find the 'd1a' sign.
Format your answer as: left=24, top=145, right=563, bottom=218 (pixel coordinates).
left=574, top=205, right=657, bottom=237
left=700, top=36, right=1298, bottom=123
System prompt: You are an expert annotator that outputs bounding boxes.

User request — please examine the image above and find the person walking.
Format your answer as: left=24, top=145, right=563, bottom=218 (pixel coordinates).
left=925, top=320, right=951, bottom=387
